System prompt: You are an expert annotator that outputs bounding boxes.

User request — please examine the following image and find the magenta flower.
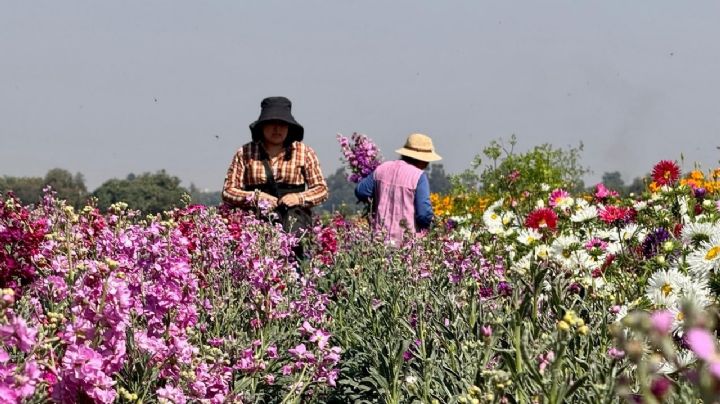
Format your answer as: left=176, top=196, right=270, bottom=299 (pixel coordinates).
left=337, top=132, right=383, bottom=183
left=650, top=310, right=674, bottom=335
left=0, top=313, right=37, bottom=353
left=548, top=188, right=571, bottom=208
left=685, top=328, right=720, bottom=379
left=594, top=183, right=619, bottom=200
left=310, top=329, right=331, bottom=350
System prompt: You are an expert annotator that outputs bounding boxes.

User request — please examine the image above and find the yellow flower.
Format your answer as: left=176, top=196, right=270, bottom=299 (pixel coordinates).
left=578, top=325, right=590, bottom=335
left=557, top=320, right=571, bottom=332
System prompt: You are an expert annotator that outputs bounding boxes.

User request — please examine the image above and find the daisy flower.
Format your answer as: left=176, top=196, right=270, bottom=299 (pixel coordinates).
left=550, top=235, right=582, bottom=268
left=686, top=240, right=720, bottom=280
left=534, top=244, right=552, bottom=260
left=570, top=205, right=598, bottom=223
left=517, top=228, right=542, bottom=245
left=645, top=267, right=689, bottom=308
left=681, top=222, right=718, bottom=246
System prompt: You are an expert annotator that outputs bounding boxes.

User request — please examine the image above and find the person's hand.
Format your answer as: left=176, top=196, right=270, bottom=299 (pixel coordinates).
left=258, top=192, right=278, bottom=209
left=278, top=193, right=302, bottom=207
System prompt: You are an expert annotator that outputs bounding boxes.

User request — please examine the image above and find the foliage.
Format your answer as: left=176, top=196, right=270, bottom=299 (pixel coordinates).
left=319, top=167, right=362, bottom=215
left=0, top=168, right=87, bottom=208
left=93, top=170, right=188, bottom=214
left=470, top=134, right=588, bottom=200
left=189, top=183, right=222, bottom=206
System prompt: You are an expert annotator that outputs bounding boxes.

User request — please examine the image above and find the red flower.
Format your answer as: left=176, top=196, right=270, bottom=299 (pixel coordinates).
left=525, top=208, right=558, bottom=230
left=598, top=205, right=635, bottom=225
left=651, top=160, right=680, bottom=186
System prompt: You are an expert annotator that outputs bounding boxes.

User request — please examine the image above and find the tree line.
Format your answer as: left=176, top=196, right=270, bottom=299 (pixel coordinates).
left=0, top=165, right=646, bottom=214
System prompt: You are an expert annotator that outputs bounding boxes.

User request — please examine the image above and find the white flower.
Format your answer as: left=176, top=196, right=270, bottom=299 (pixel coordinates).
left=655, top=349, right=696, bottom=374
left=681, top=222, right=719, bottom=246
left=667, top=304, right=686, bottom=336
left=680, top=279, right=712, bottom=309
left=645, top=268, right=689, bottom=308
left=517, top=229, right=542, bottom=246
left=633, top=201, right=648, bottom=211
left=534, top=244, right=552, bottom=260
left=512, top=253, right=533, bottom=275
left=570, top=205, right=598, bottom=222
left=483, top=199, right=517, bottom=235
left=686, top=240, right=720, bottom=280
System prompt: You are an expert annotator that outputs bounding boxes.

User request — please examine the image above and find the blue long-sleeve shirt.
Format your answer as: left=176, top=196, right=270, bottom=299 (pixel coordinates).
left=355, top=171, right=434, bottom=229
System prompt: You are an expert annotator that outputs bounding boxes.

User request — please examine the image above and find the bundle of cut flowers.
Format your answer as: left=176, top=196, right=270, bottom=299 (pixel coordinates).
left=336, top=132, right=382, bottom=183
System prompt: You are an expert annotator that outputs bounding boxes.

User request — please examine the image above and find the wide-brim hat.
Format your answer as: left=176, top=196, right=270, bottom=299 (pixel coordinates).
left=395, top=133, right=442, bottom=162
left=250, top=96, right=304, bottom=143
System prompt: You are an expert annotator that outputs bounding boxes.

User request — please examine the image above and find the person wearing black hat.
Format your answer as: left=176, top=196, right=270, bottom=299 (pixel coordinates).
left=222, top=97, right=329, bottom=237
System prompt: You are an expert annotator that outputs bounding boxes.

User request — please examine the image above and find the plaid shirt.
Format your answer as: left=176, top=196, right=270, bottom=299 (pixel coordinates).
left=222, top=141, right=328, bottom=208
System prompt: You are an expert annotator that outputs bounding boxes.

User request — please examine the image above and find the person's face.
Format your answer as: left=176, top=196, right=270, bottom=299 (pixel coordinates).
left=262, top=121, right=289, bottom=147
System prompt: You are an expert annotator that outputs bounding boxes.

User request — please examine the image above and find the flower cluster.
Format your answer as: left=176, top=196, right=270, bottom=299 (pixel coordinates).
left=336, top=132, right=383, bottom=183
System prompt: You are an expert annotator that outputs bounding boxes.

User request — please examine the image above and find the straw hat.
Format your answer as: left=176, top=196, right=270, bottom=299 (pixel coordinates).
left=395, top=133, right=442, bottom=162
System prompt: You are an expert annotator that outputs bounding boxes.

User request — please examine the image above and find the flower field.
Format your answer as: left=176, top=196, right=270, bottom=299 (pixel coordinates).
left=4, top=157, right=720, bottom=403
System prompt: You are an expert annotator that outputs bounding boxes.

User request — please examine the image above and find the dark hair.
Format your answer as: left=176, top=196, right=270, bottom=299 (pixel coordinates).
left=401, top=155, right=426, bottom=166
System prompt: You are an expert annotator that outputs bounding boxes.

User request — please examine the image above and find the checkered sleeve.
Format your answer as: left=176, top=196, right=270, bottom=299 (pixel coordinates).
left=299, top=145, right=328, bottom=207
left=222, top=149, right=254, bottom=207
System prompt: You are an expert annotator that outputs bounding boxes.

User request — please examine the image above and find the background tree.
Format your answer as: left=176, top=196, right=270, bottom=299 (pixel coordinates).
left=319, top=168, right=361, bottom=214
left=476, top=135, right=588, bottom=197
left=0, top=168, right=87, bottom=207
left=0, top=176, right=44, bottom=205
left=189, top=183, right=222, bottom=206
left=93, top=170, right=188, bottom=214
left=427, top=163, right=452, bottom=194
left=600, top=171, right=626, bottom=196
left=44, top=168, right=88, bottom=207
left=627, top=175, right=648, bottom=195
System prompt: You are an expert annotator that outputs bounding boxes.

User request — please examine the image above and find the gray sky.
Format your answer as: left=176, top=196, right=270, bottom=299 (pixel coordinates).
left=2, top=1, right=720, bottom=191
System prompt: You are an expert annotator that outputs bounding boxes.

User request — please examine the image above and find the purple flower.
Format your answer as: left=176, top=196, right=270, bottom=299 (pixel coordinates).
left=0, top=313, right=37, bottom=353
left=337, top=133, right=383, bottom=183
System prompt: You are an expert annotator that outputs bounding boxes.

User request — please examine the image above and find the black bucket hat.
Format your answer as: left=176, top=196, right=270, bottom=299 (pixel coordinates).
left=249, top=96, right=304, bottom=143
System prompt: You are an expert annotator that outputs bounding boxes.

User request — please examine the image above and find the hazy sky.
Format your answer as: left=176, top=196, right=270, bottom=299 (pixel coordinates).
left=2, top=1, right=720, bottom=191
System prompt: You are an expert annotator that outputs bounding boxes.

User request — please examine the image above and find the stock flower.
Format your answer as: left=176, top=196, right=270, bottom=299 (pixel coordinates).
left=337, top=132, right=382, bottom=183
left=524, top=208, right=558, bottom=231
left=652, top=160, right=681, bottom=186
left=0, top=313, right=37, bottom=353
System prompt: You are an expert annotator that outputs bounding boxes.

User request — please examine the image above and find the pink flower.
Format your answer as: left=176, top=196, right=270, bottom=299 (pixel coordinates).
left=598, top=205, right=635, bottom=225
left=594, top=183, right=619, bottom=200
left=650, top=310, right=674, bottom=335
left=686, top=328, right=718, bottom=362
left=537, top=351, right=555, bottom=374
left=310, top=329, right=331, bottom=350
left=607, top=347, right=625, bottom=360
left=548, top=188, right=571, bottom=208
left=0, top=313, right=37, bottom=353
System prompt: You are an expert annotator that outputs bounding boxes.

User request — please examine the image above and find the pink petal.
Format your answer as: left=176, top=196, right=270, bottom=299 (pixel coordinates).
left=686, top=328, right=718, bottom=361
